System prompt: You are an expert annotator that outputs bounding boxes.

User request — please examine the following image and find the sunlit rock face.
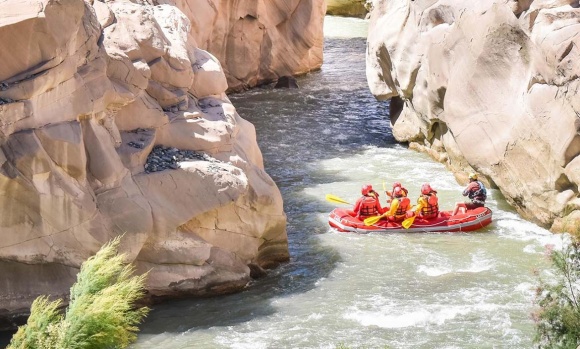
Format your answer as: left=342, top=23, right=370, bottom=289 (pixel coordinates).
left=366, top=0, right=580, bottom=230
left=0, top=0, right=290, bottom=325
left=327, top=0, right=368, bottom=18
left=159, top=0, right=326, bottom=92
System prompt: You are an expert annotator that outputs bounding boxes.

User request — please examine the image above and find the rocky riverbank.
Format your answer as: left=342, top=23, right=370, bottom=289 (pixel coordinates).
left=366, top=0, right=580, bottom=232
left=0, top=0, right=327, bottom=327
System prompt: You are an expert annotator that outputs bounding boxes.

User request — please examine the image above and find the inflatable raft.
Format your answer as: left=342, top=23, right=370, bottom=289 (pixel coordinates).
left=328, top=206, right=493, bottom=233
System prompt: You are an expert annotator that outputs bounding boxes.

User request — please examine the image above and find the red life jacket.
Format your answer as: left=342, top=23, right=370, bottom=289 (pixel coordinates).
left=419, top=193, right=439, bottom=218
left=359, top=196, right=379, bottom=217
left=394, top=197, right=411, bottom=216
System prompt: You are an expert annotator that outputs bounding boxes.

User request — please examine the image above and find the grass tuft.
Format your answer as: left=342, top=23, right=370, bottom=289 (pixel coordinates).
left=8, top=235, right=149, bottom=349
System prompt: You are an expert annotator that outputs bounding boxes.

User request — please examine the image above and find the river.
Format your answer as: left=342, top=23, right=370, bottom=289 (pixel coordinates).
left=133, top=16, right=559, bottom=349
left=0, top=15, right=561, bottom=349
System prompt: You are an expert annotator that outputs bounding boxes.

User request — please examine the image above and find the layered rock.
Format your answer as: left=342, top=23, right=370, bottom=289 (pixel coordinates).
left=366, top=0, right=580, bottom=230
left=327, top=0, right=369, bottom=18
left=158, top=0, right=326, bottom=92
left=0, top=0, right=296, bottom=326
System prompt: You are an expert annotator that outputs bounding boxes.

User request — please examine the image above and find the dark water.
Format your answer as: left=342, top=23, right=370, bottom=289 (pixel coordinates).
left=0, top=332, right=11, bottom=347
left=224, top=35, right=395, bottom=293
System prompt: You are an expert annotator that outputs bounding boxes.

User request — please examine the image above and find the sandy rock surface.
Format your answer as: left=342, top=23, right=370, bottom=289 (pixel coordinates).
left=159, top=0, right=326, bottom=92
left=0, top=0, right=319, bottom=326
left=366, top=0, right=580, bottom=229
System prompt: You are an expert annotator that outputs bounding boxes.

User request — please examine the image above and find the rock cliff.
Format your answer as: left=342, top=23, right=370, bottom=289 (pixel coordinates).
left=0, top=0, right=326, bottom=327
left=161, top=0, right=326, bottom=92
left=366, top=0, right=580, bottom=231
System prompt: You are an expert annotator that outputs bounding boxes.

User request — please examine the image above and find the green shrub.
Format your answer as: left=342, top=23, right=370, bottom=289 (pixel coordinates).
left=533, top=239, right=580, bottom=349
left=8, top=236, right=149, bottom=349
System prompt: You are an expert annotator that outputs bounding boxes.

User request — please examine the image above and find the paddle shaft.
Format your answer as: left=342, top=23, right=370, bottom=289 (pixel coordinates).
left=325, top=194, right=352, bottom=206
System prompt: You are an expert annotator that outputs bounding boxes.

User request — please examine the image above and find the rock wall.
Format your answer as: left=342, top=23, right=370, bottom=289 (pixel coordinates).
left=0, top=0, right=308, bottom=326
left=159, top=0, right=326, bottom=92
left=327, top=0, right=368, bottom=18
left=366, top=0, right=580, bottom=231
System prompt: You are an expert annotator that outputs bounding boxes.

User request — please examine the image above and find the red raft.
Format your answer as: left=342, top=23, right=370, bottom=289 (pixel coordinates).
left=328, top=206, right=493, bottom=233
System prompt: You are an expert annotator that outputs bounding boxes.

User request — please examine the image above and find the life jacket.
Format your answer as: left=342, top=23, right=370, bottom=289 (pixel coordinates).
left=358, top=196, right=379, bottom=217
left=469, top=181, right=487, bottom=204
left=394, top=197, right=411, bottom=217
left=419, top=193, right=439, bottom=218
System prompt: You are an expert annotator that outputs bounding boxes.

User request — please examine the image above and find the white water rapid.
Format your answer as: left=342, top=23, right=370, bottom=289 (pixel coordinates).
left=131, top=16, right=561, bottom=349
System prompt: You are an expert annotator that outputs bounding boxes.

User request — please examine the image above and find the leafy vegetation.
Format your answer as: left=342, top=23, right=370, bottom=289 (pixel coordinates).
left=534, top=238, right=580, bottom=349
left=8, top=236, right=149, bottom=349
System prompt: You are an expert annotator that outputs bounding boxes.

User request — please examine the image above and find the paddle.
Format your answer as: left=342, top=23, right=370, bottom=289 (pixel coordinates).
left=364, top=188, right=394, bottom=225
left=325, top=194, right=352, bottom=206
left=364, top=213, right=385, bottom=226
left=402, top=215, right=416, bottom=229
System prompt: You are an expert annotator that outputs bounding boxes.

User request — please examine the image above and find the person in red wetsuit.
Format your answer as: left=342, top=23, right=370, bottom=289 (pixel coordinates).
left=414, top=183, right=439, bottom=219
left=452, top=173, right=487, bottom=215
left=385, top=186, right=411, bottom=222
left=352, top=184, right=384, bottom=219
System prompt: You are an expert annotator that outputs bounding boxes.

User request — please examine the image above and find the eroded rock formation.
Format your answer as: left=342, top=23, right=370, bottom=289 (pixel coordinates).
left=0, top=0, right=326, bottom=325
left=161, top=0, right=326, bottom=92
left=366, top=0, right=580, bottom=230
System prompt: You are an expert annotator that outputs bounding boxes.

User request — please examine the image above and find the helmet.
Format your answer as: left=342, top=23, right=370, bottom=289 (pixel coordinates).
left=361, top=184, right=373, bottom=196
left=468, top=173, right=478, bottom=180
left=393, top=186, right=403, bottom=197
left=393, top=182, right=402, bottom=189
left=421, top=183, right=433, bottom=195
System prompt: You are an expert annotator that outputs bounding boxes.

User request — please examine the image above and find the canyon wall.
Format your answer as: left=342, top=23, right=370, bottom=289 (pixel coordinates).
left=160, top=0, right=326, bottom=92
left=366, top=0, right=580, bottom=231
left=0, top=0, right=325, bottom=327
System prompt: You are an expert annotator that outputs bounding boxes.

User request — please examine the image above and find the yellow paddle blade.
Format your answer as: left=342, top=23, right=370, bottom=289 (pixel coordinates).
left=402, top=215, right=416, bottom=229
left=325, top=194, right=352, bottom=205
left=364, top=215, right=383, bottom=226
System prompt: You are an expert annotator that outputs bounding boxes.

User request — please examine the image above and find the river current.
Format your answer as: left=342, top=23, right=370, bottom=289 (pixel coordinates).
left=131, top=16, right=560, bottom=349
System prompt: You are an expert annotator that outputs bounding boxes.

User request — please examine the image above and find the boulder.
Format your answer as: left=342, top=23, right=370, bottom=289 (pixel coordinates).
left=274, top=76, right=299, bottom=89
left=0, top=0, right=295, bottom=327
left=160, top=0, right=326, bottom=91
